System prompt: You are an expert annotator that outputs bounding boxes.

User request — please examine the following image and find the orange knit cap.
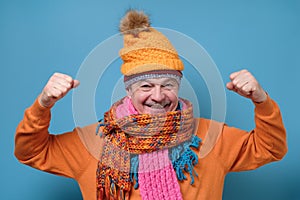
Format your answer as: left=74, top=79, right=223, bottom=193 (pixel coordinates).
left=119, top=10, right=184, bottom=87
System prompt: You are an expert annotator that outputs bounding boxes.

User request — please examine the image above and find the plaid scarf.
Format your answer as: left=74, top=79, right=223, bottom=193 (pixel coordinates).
left=96, top=97, right=201, bottom=200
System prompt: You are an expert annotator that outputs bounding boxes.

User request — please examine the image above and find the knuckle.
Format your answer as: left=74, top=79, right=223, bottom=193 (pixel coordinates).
left=236, top=82, right=242, bottom=88
left=57, top=91, right=63, bottom=97
left=62, top=87, right=68, bottom=93
left=67, top=82, right=73, bottom=88
left=242, top=85, right=249, bottom=92
left=66, top=77, right=73, bottom=82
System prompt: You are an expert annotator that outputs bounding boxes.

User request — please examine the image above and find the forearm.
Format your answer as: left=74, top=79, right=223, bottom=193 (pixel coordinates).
left=15, top=98, right=51, bottom=163
left=252, top=95, right=287, bottom=160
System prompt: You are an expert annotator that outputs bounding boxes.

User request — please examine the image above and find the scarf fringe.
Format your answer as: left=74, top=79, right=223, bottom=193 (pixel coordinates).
left=130, top=155, right=139, bottom=189
left=97, top=176, right=129, bottom=200
left=96, top=119, right=105, bottom=137
left=97, top=161, right=132, bottom=200
left=171, top=135, right=202, bottom=184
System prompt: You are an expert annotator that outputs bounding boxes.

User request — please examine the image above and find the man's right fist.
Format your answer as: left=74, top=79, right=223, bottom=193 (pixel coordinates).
left=38, top=73, right=80, bottom=108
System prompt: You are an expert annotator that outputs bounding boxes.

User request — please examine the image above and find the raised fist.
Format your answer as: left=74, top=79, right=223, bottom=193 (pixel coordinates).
left=226, top=69, right=267, bottom=103
left=38, top=72, right=80, bottom=107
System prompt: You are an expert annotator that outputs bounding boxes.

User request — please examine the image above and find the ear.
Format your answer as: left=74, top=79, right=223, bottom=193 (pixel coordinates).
left=126, top=87, right=132, bottom=98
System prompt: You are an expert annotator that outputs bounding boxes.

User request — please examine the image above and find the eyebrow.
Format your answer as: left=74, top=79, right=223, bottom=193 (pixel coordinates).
left=139, top=78, right=177, bottom=85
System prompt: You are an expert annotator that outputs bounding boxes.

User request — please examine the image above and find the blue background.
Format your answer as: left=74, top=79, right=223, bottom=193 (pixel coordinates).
left=1, top=0, right=299, bottom=199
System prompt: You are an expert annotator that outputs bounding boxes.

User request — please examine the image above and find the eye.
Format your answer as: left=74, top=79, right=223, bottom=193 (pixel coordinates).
left=139, top=83, right=153, bottom=91
left=162, top=83, right=174, bottom=88
left=164, top=83, right=173, bottom=87
left=140, top=84, right=151, bottom=88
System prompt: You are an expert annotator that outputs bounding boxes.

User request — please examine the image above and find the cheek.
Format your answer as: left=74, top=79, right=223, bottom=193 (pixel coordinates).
left=166, top=90, right=179, bottom=102
left=131, top=91, right=150, bottom=106
left=165, top=91, right=179, bottom=109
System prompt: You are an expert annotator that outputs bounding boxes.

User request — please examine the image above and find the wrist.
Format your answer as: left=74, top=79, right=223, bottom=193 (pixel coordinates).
left=38, top=94, right=54, bottom=108
left=252, top=91, right=267, bottom=104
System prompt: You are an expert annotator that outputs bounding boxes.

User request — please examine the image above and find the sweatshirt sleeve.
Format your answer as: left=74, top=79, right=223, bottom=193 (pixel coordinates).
left=215, top=95, right=288, bottom=172
left=14, top=98, right=92, bottom=179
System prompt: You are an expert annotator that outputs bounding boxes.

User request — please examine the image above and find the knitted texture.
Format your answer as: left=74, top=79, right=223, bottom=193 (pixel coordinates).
left=120, top=38, right=184, bottom=76
left=139, top=150, right=183, bottom=200
left=119, top=10, right=184, bottom=87
left=96, top=97, right=200, bottom=200
left=123, top=70, right=182, bottom=89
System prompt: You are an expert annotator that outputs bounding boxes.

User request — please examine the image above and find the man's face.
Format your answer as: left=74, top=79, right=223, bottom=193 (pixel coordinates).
left=127, top=77, right=180, bottom=114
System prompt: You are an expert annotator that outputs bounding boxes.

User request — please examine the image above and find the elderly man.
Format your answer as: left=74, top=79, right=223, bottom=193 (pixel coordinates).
left=15, top=10, right=287, bottom=200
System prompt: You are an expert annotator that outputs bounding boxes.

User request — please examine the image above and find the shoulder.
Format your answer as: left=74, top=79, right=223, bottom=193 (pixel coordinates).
left=194, top=118, right=224, bottom=158
left=75, top=122, right=104, bottom=160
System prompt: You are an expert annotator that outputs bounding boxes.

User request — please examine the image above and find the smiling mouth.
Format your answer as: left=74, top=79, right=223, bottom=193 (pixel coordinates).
left=145, top=103, right=170, bottom=110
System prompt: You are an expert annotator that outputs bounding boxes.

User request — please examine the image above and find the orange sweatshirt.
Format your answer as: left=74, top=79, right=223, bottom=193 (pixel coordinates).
left=15, top=95, right=287, bottom=200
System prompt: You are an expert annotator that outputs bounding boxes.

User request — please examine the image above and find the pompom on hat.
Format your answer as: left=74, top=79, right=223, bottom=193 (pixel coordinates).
left=119, top=10, right=184, bottom=88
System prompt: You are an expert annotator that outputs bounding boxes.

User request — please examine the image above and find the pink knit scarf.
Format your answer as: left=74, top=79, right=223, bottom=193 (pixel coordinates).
left=116, top=97, right=183, bottom=200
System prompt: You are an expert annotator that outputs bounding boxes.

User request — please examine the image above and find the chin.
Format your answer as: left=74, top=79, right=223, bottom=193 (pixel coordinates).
left=142, top=105, right=176, bottom=114
left=148, top=108, right=167, bottom=114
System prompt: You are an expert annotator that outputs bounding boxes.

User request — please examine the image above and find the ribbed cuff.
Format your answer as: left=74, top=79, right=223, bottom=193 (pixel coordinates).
left=29, top=97, right=51, bottom=119
left=254, top=94, right=274, bottom=116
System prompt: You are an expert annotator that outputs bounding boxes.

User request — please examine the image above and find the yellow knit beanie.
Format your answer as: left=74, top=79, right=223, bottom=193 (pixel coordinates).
left=119, top=10, right=184, bottom=88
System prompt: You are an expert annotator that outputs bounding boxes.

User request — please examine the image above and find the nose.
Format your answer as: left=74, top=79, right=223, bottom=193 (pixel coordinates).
left=151, top=86, right=165, bottom=102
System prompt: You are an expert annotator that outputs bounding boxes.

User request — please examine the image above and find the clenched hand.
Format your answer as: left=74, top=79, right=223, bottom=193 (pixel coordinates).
left=38, top=72, right=80, bottom=107
left=226, top=69, right=267, bottom=103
